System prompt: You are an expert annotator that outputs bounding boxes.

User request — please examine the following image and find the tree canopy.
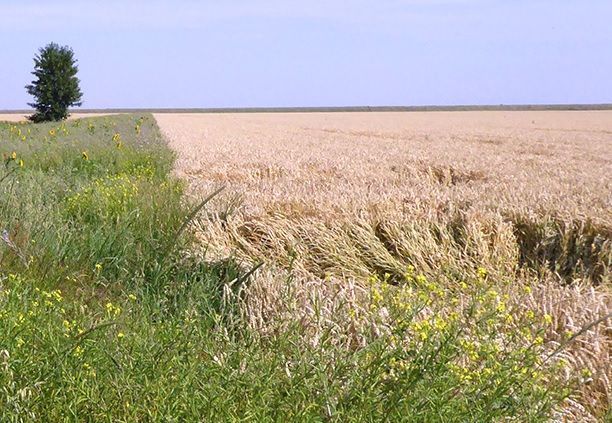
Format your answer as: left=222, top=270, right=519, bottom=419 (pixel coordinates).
left=25, top=42, right=83, bottom=122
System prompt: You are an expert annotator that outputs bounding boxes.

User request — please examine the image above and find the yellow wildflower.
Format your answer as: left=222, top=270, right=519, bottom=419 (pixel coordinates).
left=371, top=287, right=383, bottom=305
left=52, top=290, right=62, bottom=302
left=105, top=302, right=121, bottom=317
left=433, top=317, right=447, bottom=331
left=112, top=133, right=122, bottom=148
left=477, top=267, right=488, bottom=279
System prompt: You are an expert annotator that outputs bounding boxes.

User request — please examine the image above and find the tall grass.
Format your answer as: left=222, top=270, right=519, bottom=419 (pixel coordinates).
left=0, top=114, right=603, bottom=421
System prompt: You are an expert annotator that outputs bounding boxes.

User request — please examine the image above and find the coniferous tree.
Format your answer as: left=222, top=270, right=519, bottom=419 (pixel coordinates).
left=25, top=43, right=83, bottom=122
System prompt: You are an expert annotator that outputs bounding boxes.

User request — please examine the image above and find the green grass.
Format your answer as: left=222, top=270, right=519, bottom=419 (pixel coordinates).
left=0, top=115, right=574, bottom=421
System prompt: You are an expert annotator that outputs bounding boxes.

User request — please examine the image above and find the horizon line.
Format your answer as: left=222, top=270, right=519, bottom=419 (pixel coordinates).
left=2, top=104, right=612, bottom=114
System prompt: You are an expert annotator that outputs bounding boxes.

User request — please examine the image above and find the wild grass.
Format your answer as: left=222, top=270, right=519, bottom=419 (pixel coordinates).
left=0, top=115, right=181, bottom=290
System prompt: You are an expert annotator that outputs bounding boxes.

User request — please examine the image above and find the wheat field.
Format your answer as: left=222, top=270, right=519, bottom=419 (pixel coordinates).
left=155, top=111, right=611, bottom=269
left=155, top=111, right=611, bottom=420
left=156, top=111, right=610, bottom=219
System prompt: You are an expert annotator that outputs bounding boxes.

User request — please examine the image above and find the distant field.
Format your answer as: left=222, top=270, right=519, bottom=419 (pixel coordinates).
left=1, top=103, right=612, bottom=118
left=156, top=111, right=611, bottom=420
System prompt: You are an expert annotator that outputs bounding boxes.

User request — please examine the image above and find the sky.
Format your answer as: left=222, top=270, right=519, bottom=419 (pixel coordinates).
left=1, top=0, right=611, bottom=109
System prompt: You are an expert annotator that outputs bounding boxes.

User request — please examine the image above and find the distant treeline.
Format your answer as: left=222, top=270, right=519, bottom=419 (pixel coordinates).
left=2, top=104, right=612, bottom=114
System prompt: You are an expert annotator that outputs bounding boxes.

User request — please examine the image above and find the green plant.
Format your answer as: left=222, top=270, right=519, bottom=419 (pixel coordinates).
left=25, top=43, right=83, bottom=123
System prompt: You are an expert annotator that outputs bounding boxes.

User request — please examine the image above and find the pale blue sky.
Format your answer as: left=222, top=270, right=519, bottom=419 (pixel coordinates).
left=1, top=0, right=611, bottom=109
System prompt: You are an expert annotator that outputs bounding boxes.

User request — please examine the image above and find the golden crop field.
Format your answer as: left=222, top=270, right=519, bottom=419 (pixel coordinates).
left=156, top=111, right=611, bottom=419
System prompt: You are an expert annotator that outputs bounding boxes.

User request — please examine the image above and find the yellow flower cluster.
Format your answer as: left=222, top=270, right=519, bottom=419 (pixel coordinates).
left=4, top=150, right=24, bottom=167
left=1, top=277, right=69, bottom=348
left=62, top=319, right=84, bottom=338
left=6, top=125, right=28, bottom=141
left=105, top=302, right=122, bottom=318
left=134, top=117, right=145, bottom=135
left=65, top=174, right=140, bottom=220
left=362, top=265, right=558, bottom=396
left=112, top=133, right=123, bottom=149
